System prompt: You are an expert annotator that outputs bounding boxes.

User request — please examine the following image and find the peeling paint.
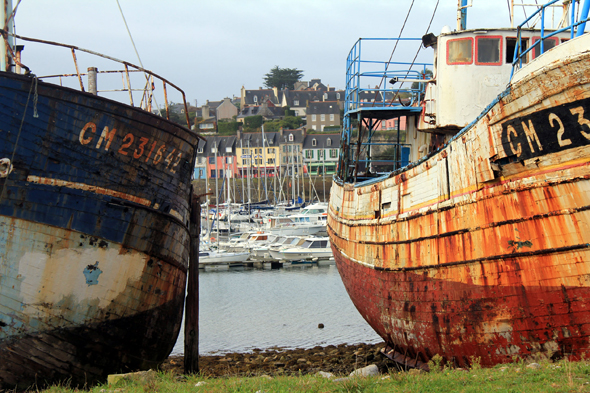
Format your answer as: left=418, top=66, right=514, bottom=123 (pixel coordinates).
left=83, top=262, right=102, bottom=285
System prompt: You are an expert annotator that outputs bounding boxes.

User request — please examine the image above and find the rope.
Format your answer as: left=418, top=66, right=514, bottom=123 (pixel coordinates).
left=0, top=75, right=38, bottom=202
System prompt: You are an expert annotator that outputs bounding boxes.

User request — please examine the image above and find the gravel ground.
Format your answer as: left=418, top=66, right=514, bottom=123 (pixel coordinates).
left=160, top=343, right=401, bottom=378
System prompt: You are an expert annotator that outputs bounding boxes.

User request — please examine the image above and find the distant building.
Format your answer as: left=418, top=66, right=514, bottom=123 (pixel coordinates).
left=237, top=101, right=285, bottom=123
left=216, top=97, right=238, bottom=120
left=236, top=130, right=280, bottom=178
left=302, top=133, right=340, bottom=175
left=306, top=101, right=341, bottom=131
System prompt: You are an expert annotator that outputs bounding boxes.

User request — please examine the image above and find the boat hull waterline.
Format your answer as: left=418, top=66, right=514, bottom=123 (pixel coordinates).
left=0, top=72, right=197, bottom=388
left=328, top=35, right=590, bottom=368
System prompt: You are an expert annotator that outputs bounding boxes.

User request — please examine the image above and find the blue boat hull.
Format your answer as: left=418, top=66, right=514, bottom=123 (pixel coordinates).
left=0, top=71, right=198, bottom=388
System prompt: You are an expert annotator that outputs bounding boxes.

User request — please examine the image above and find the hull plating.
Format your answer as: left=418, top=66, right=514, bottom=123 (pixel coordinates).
left=328, top=36, right=590, bottom=367
left=0, top=72, right=197, bottom=388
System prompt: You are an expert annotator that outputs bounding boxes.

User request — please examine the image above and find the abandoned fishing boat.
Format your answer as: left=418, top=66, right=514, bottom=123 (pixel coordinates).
left=328, top=0, right=590, bottom=369
left=0, top=3, right=200, bottom=389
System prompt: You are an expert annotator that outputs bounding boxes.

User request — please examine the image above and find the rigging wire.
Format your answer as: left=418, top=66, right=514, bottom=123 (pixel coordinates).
left=388, top=0, right=440, bottom=106
left=0, top=76, right=37, bottom=204
left=360, top=0, right=439, bottom=163
left=115, top=0, right=161, bottom=113
left=372, top=0, right=415, bottom=105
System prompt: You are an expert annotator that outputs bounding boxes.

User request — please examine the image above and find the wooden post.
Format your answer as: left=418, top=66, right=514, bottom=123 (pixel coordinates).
left=184, top=186, right=200, bottom=373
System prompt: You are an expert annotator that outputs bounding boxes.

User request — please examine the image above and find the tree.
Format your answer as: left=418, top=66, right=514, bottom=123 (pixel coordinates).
left=411, top=68, right=433, bottom=90
left=281, top=116, right=304, bottom=129
left=264, top=66, right=303, bottom=90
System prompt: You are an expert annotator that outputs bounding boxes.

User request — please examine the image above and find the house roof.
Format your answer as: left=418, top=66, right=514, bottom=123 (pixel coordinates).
left=199, top=135, right=237, bottom=157
left=278, top=128, right=305, bottom=145
left=242, top=89, right=279, bottom=106
left=307, top=101, right=340, bottom=115
left=302, top=133, right=341, bottom=149
left=238, top=132, right=279, bottom=148
left=237, top=104, right=284, bottom=120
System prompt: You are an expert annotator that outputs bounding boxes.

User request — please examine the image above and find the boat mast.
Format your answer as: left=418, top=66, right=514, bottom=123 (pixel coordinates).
left=457, top=0, right=469, bottom=31
left=272, top=139, right=281, bottom=207
left=323, top=142, right=326, bottom=202
left=240, top=139, right=245, bottom=203
left=214, top=140, right=220, bottom=247
left=247, top=139, right=251, bottom=206
left=1, top=0, right=14, bottom=72
left=262, top=125, right=268, bottom=203
left=205, top=155, right=210, bottom=236
left=291, top=142, right=295, bottom=205
left=226, top=163, right=231, bottom=233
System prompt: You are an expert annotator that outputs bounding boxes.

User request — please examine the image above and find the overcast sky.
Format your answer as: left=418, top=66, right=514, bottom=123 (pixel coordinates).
left=12, top=1, right=522, bottom=107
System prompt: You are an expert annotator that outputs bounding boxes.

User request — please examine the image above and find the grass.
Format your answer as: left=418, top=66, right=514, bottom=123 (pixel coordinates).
left=20, top=356, right=590, bottom=393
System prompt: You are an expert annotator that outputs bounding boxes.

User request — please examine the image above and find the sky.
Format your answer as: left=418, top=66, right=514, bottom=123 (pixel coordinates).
left=11, top=1, right=520, bottom=108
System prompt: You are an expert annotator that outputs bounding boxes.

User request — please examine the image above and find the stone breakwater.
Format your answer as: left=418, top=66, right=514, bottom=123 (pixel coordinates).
left=160, top=343, right=398, bottom=377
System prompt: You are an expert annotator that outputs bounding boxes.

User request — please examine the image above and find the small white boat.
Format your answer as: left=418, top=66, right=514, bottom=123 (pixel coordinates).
left=251, top=235, right=302, bottom=262
left=198, top=250, right=250, bottom=268
left=268, top=236, right=307, bottom=261
left=273, top=237, right=333, bottom=262
left=227, top=232, right=278, bottom=253
left=264, top=203, right=328, bottom=236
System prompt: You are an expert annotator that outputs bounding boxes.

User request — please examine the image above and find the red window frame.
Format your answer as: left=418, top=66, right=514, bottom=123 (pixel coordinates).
left=446, top=37, right=473, bottom=65
left=531, top=36, right=559, bottom=58
left=506, top=36, right=530, bottom=64
left=474, top=35, right=503, bottom=66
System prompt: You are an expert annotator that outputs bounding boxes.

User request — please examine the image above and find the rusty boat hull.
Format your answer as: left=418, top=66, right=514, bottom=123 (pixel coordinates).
left=0, top=71, right=198, bottom=388
left=328, top=31, right=590, bottom=368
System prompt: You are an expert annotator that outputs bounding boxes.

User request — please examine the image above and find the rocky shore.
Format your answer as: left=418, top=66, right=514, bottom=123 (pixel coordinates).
left=160, top=343, right=399, bottom=378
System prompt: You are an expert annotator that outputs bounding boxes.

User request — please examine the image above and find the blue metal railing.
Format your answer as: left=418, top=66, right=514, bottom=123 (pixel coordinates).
left=510, top=0, right=590, bottom=79
left=340, top=37, right=431, bottom=182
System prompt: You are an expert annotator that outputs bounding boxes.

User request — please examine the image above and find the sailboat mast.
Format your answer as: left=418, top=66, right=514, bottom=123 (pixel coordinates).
left=226, top=163, right=231, bottom=232
left=205, top=157, right=210, bottom=235
left=240, top=139, right=245, bottom=203
left=262, top=125, right=268, bottom=202
left=247, top=140, right=251, bottom=205
left=214, top=140, right=219, bottom=247
left=291, top=143, right=295, bottom=204
left=273, top=141, right=277, bottom=205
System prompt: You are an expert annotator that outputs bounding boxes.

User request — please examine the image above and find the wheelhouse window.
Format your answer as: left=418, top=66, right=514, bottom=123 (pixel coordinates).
left=506, top=37, right=529, bottom=64
left=475, top=36, right=502, bottom=65
left=531, top=36, right=559, bottom=58
left=447, top=37, right=473, bottom=65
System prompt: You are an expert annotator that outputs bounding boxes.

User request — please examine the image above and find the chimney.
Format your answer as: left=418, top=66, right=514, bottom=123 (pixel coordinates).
left=202, top=101, right=210, bottom=120
left=237, top=126, right=242, bottom=140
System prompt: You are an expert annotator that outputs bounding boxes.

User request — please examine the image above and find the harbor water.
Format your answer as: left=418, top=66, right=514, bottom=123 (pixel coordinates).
left=172, top=264, right=382, bottom=355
